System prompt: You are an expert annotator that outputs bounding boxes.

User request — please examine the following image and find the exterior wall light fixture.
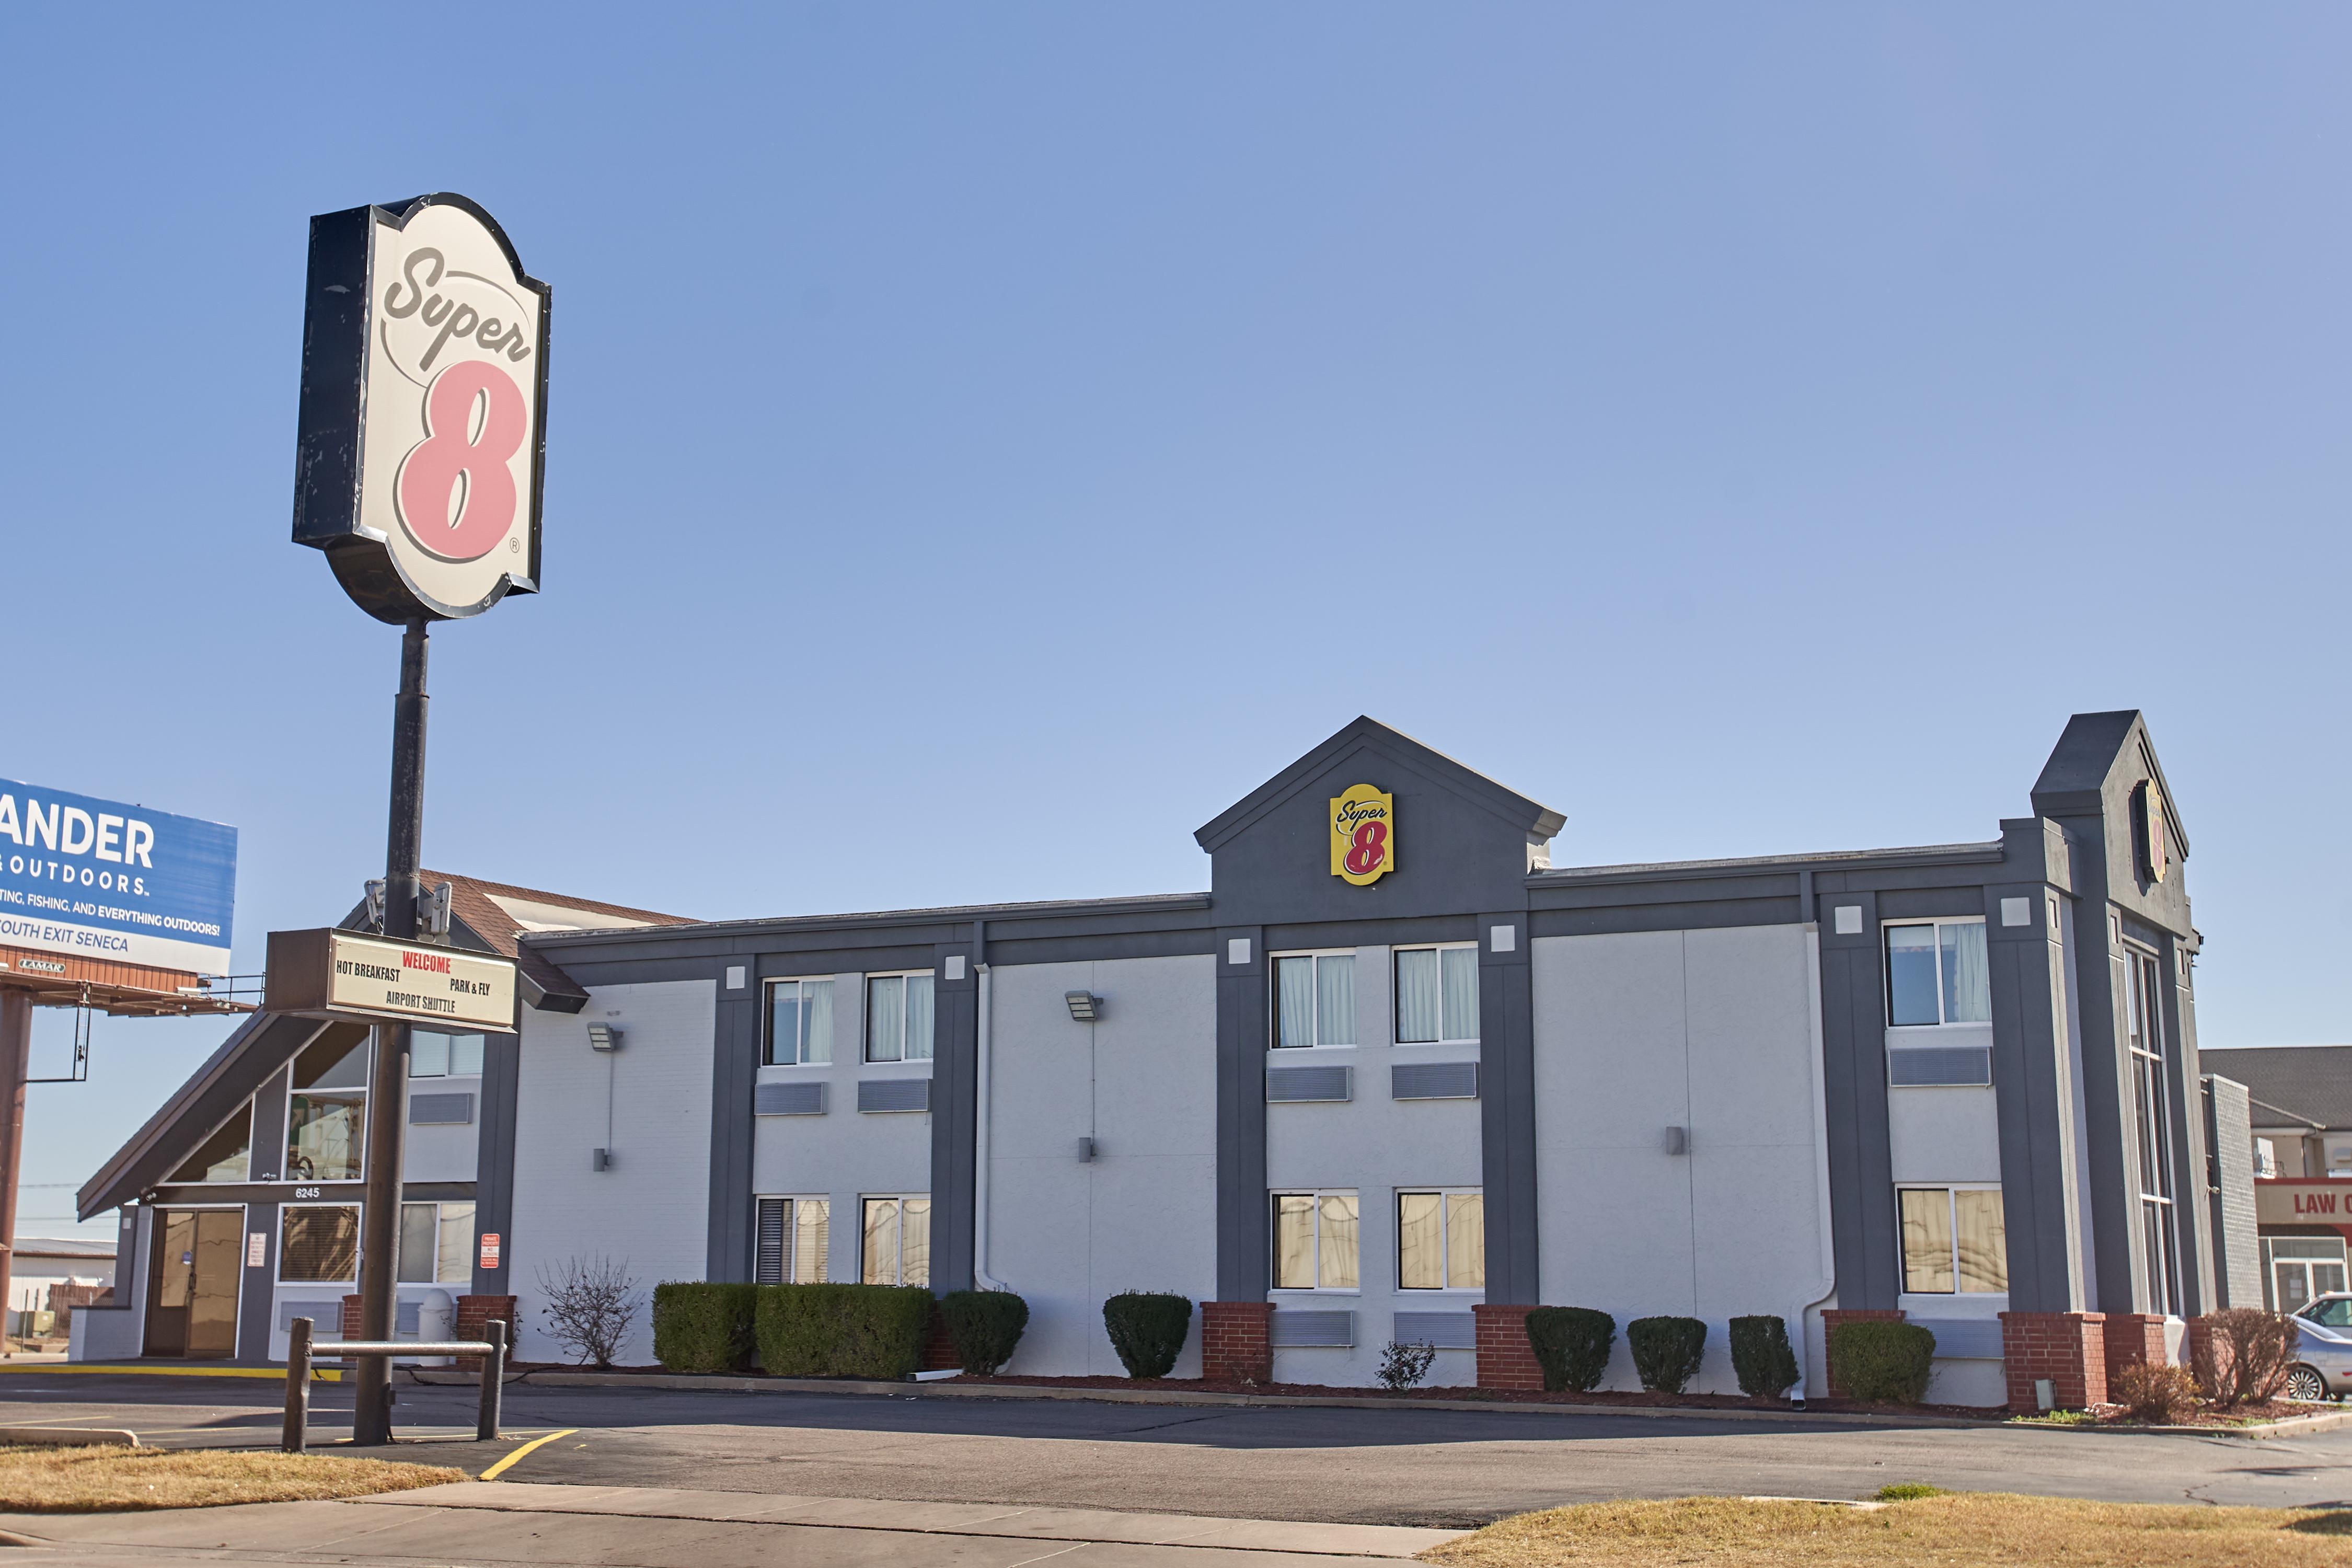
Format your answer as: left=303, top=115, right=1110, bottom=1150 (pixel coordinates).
left=1065, top=991, right=1100, bottom=1022
left=587, top=1023, right=624, bottom=1052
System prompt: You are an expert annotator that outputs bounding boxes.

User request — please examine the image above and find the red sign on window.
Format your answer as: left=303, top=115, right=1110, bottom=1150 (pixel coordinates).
left=479, top=1232, right=502, bottom=1270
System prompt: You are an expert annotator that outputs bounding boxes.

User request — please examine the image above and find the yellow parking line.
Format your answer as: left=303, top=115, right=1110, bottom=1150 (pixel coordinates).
left=0, top=1364, right=339, bottom=1381
left=479, top=1428, right=578, bottom=1482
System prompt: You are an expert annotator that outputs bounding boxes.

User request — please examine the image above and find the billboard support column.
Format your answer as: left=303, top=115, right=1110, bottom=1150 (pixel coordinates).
left=353, top=618, right=428, bottom=1447
left=0, top=989, right=30, bottom=1343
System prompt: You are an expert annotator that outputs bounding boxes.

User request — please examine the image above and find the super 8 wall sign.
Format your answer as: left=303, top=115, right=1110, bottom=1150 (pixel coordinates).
left=292, top=194, right=550, bottom=622
left=1330, top=785, right=1394, bottom=885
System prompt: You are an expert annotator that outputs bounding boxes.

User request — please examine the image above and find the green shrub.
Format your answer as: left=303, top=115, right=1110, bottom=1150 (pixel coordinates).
left=1102, top=1292, right=1192, bottom=1378
left=1876, top=1483, right=1945, bottom=1501
left=939, top=1290, right=1030, bottom=1375
left=1829, top=1319, right=1936, bottom=1404
left=1728, top=1315, right=1800, bottom=1399
left=755, top=1283, right=935, bottom=1379
left=651, top=1282, right=759, bottom=1373
left=1627, top=1316, right=1708, bottom=1394
left=1525, top=1307, right=1615, bottom=1393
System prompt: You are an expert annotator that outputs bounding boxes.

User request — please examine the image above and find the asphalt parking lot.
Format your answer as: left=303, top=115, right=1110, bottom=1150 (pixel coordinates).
left=7, top=1371, right=2352, bottom=1525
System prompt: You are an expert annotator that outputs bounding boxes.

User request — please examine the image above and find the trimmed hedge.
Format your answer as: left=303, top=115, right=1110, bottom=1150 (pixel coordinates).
left=652, top=1282, right=759, bottom=1373
left=940, top=1290, right=1030, bottom=1376
left=1729, top=1315, right=1799, bottom=1399
left=1103, top=1292, right=1193, bottom=1378
left=1525, top=1307, right=1615, bottom=1393
left=1628, top=1316, right=1708, bottom=1394
left=756, top=1283, right=936, bottom=1379
left=1829, top=1319, right=1936, bottom=1404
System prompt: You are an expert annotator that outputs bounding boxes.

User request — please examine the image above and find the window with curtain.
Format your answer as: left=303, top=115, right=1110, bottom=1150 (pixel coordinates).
left=1884, top=920, right=1991, bottom=1027
left=1273, top=953, right=1354, bottom=1048
left=397, top=1200, right=477, bottom=1283
left=768, top=978, right=836, bottom=1066
left=1897, top=1186, right=2006, bottom=1294
left=1271, top=1190, right=1359, bottom=1289
left=286, top=1031, right=368, bottom=1183
left=861, top=1195, right=930, bottom=1286
left=1397, top=1190, right=1484, bottom=1289
left=409, top=1032, right=486, bottom=1077
left=757, top=1196, right=831, bottom=1284
left=1394, top=947, right=1479, bottom=1045
left=864, top=974, right=935, bottom=1063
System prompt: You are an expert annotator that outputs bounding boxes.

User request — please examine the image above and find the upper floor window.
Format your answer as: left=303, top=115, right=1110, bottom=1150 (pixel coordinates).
left=1272, top=1190, right=1359, bottom=1289
left=287, top=1031, right=368, bottom=1183
left=1274, top=952, right=1354, bottom=1048
left=767, top=978, right=836, bottom=1066
left=169, top=1102, right=251, bottom=1184
left=410, top=1032, right=485, bottom=1078
left=1885, top=919, right=1990, bottom=1027
left=1394, top=946, right=1478, bottom=1045
left=865, top=974, right=935, bottom=1063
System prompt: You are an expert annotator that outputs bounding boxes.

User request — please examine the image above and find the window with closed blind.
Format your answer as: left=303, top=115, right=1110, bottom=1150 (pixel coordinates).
left=280, top=1205, right=360, bottom=1283
left=756, top=1196, right=830, bottom=1284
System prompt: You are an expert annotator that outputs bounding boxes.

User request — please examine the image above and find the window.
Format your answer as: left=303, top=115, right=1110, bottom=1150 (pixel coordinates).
left=1394, top=948, right=1478, bottom=1045
left=286, top=1031, right=368, bottom=1182
left=280, top=1206, right=360, bottom=1283
left=409, top=1032, right=486, bottom=1078
left=2126, top=948, right=2179, bottom=1315
left=864, top=975, right=935, bottom=1063
left=1273, top=953, right=1355, bottom=1048
left=1885, top=920, right=1990, bottom=1027
left=1397, top=1190, right=1484, bottom=1289
left=861, top=1196, right=930, bottom=1286
left=2254, top=1138, right=2278, bottom=1180
left=767, top=978, right=835, bottom=1066
left=169, top=1102, right=252, bottom=1184
left=2270, top=1239, right=2350, bottom=1313
left=1897, top=1186, right=2007, bottom=1294
left=1272, top=1190, right=1359, bottom=1289
left=397, top=1201, right=475, bottom=1283
left=757, top=1196, right=829, bottom=1284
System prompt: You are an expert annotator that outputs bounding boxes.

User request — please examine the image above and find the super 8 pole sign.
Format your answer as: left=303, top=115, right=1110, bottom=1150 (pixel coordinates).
left=291, top=194, right=550, bottom=622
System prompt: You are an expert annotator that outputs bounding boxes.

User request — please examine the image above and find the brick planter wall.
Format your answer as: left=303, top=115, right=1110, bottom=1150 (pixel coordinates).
left=455, top=1294, right=517, bottom=1371
left=1819, top=1309, right=1904, bottom=1398
left=2103, top=1312, right=2170, bottom=1389
left=923, top=1306, right=960, bottom=1372
left=1201, top=1301, right=1273, bottom=1383
left=2000, top=1311, right=2107, bottom=1413
left=339, top=1294, right=363, bottom=1340
left=1473, top=1304, right=1543, bottom=1392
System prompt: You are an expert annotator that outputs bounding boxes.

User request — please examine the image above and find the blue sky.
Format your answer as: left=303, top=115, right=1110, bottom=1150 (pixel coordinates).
left=2, top=5, right=2346, bottom=1238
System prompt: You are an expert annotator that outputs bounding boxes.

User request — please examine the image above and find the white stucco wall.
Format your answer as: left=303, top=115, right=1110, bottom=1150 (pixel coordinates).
left=511, top=980, right=715, bottom=1365
left=1264, top=945, right=1483, bottom=1387
left=1532, top=925, right=1831, bottom=1396
left=985, top=955, right=1216, bottom=1377
left=752, top=970, right=933, bottom=1285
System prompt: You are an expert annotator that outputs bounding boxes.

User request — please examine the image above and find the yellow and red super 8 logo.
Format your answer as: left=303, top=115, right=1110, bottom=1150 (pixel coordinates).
left=1330, top=785, right=1395, bottom=885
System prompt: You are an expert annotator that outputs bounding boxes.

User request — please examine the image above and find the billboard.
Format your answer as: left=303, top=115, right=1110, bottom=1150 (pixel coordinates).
left=0, top=779, right=236, bottom=976
left=291, top=193, right=550, bottom=624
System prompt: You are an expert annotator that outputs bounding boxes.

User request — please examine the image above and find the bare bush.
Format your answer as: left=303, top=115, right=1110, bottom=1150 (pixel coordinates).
left=1377, top=1340, right=1438, bottom=1392
left=534, top=1256, right=644, bottom=1368
left=2190, top=1308, right=2296, bottom=1407
left=2113, top=1362, right=2199, bottom=1423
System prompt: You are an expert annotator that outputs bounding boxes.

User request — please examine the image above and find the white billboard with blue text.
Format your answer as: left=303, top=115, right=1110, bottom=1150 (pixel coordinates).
left=0, top=778, right=236, bottom=975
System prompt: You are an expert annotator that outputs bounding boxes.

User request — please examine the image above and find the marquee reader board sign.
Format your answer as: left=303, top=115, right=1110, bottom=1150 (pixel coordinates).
left=1330, top=784, right=1395, bottom=886
left=292, top=193, right=550, bottom=624
left=265, top=928, right=517, bottom=1033
left=0, top=778, right=236, bottom=975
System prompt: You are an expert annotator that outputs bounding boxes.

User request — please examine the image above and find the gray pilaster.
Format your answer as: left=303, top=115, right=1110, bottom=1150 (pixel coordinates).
left=1214, top=925, right=1267, bottom=1301
left=1477, top=910, right=1538, bottom=1304
left=248, top=1066, right=292, bottom=1182
left=470, top=1032, right=520, bottom=1296
left=928, top=942, right=978, bottom=1295
left=235, top=1201, right=278, bottom=1363
left=1817, top=888, right=1899, bottom=1308
left=1985, top=882, right=2084, bottom=1312
left=705, top=970, right=759, bottom=1282
left=2164, top=932, right=2213, bottom=1315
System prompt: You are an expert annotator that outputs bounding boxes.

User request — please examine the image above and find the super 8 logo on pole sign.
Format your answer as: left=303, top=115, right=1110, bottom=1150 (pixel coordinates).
left=291, top=193, right=550, bottom=623
left=1330, top=785, right=1394, bottom=885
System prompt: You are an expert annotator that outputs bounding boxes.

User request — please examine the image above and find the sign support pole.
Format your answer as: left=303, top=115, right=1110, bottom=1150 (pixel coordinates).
left=0, top=990, right=32, bottom=1349
left=353, top=617, right=428, bottom=1447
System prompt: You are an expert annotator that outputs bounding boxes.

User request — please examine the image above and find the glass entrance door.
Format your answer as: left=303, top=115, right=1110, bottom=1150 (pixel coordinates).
left=143, top=1210, right=243, bottom=1358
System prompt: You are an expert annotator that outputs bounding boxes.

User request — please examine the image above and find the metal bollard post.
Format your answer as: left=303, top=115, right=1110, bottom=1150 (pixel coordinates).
left=476, top=1319, right=506, bottom=1442
left=282, top=1317, right=313, bottom=1454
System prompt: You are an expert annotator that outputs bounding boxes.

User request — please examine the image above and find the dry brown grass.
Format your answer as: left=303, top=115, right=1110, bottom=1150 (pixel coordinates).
left=0, top=1444, right=462, bottom=1513
left=1421, top=1492, right=2352, bottom=1567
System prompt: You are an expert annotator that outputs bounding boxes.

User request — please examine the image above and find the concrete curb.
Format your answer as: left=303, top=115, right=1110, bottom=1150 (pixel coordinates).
left=0, top=1426, right=139, bottom=1447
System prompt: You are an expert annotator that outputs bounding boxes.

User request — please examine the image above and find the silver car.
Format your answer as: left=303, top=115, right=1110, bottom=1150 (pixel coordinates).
left=2286, top=1293, right=2352, bottom=1401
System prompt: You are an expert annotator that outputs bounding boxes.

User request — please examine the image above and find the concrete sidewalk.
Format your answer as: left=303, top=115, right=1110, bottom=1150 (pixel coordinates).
left=0, top=1481, right=1466, bottom=1566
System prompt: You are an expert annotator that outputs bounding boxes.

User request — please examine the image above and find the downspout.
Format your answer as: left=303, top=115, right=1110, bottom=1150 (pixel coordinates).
left=972, top=919, right=1010, bottom=1292
left=1794, top=912, right=1838, bottom=1404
